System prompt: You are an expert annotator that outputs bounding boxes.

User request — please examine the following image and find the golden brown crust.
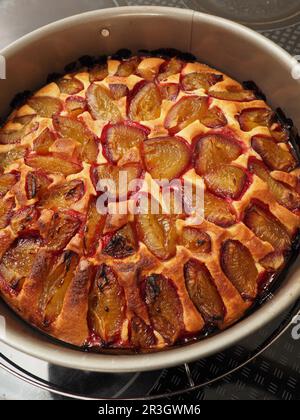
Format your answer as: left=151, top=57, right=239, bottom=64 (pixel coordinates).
left=0, top=54, right=299, bottom=352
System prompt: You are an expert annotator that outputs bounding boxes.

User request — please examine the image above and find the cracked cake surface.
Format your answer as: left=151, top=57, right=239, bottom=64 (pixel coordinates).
left=0, top=52, right=299, bottom=352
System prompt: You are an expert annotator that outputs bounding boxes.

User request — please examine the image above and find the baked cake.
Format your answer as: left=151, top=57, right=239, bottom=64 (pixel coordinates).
left=0, top=50, right=299, bottom=351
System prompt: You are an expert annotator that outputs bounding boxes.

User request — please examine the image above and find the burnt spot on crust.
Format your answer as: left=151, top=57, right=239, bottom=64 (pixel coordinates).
left=242, top=80, right=266, bottom=101
left=111, top=49, right=132, bottom=60
left=10, top=90, right=32, bottom=109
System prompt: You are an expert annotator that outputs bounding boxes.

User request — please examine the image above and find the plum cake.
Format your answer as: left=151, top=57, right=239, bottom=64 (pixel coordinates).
left=0, top=51, right=299, bottom=352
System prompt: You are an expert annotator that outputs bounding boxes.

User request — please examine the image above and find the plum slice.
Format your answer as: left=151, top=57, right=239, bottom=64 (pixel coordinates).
left=89, top=264, right=126, bottom=343
left=0, top=147, right=26, bottom=170
left=164, top=96, right=227, bottom=134
left=143, top=136, right=191, bottom=180
left=244, top=203, right=291, bottom=251
left=142, top=274, right=183, bottom=344
left=33, top=128, right=56, bottom=154
left=251, top=136, right=296, bottom=172
left=0, top=197, right=15, bottom=229
left=43, top=251, right=79, bottom=324
left=221, top=239, right=258, bottom=300
left=26, top=153, right=82, bottom=176
left=40, top=179, right=85, bottom=210
left=184, top=259, right=224, bottom=322
left=10, top=206, right=38, bottom=234
left=157, top=58, right=183, bottom=81
left=182, top=72, right=223, bottom=91
left=130, top=316, right=157, bottom=349
left=116, top=57, right=140, bottom=77
left=28, top=96, right=63, bottom=118
left=159, top=83, right=179, bottom=101
left=180, top=227, right=211, bottom=253
left=84, top=197, right=106, bottom=257
left=136, top=200, right=177, bottom=261
left=86, top=83, right=121, bottom=122
left=109, top=84, right=129, bottom=100
left=204, top=191, right=236, bottom=227
left=0, top=236, right=41, bottom=290
left=128, top=82, right=162, bottom=121
left=25, top=171, right=51, bottom=200
left=56, top=77, right=84, bottom=95
left=53, top=115, right=99, bottom=163
left=93, top=163, right=142, bottom=199
left=65, top=96, right=87, bottom=117
left=248, top=158, right=300, bottom=211
left=89, top=64, right=108, bottom=82
left=238, top=108, right=272, bottom=132
left=194, top=134, right=242, bottom=175
left=209, top=87, right=256, bottom=102
left=0, top=121, right=38, bottom=145
left=0, top=173, right=18, bottom=196
left=45, top=211, right=81, bottom=251
left=102, top=223, right=137, bottom=259
left=204, top=165, right=248, bottom=200
left=102, top=122, right=147, bottom=164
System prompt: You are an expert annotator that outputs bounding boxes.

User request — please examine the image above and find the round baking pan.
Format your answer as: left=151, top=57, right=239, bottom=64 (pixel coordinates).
left=0, top=6, right=300, bottom=372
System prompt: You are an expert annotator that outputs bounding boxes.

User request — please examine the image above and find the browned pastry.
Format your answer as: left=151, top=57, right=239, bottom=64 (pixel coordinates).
left=0, top=54, right=299, bottom=351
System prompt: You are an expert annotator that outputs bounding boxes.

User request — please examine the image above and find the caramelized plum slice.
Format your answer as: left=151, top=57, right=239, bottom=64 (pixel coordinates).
left=238, top=108, right=272, bottom=131
left=109, top=84, right=129, bottom=100
left=221, top=239, right=258, bottom=300
left=182, top=72, right=223, bottom=91
left=10, top=206, right=38, bottom=234
left=116, top=57, right=140, bottom=77
left=259, top=251, right=284, bottom=271
left=143, top=136, right=191, bottom=180
left=204, top=191, right=236, bottom=227
left=89, top=264, right=126, bottom=342
left=45, top=211, right=81, bottom=251
left=53, top=115, right=98, bottom=163
left=25, top=171, right=51, bottom=200
left=0, top=147, right=26, bottom=170
left=57, top=77, right=84, bottom=95
left=136, top=202, right=177, bottom=260
left=43, top=251, right=79, bottom=324
left=26, top=153, right=82, bottom=176
left=142, top=274, right=183, bottom=344
left=244, top=203, right=291, bottom=251
left=89, top=64, right=108, bottom=82
left=28, top=96, right=63, bottom=118
left=84, top=197, right=106, bottom=256
left=209, top=87, right=256, bottom=102
left=128, top=82, right=162, bottom=121
left=0, top=197, right=14, bottom=228
left=159, top=83, right=179, bottom=101
left=251, top=136, right=296, bottom=172
left=130, top=316, right=157, bottom=349
left=65, top=96, right=87, bottom=117
left=204, top=165, right=247, bottom=200
left=184, top=259, right=224, bottom=322
left=194, top=134, right=242, bottom=175
left=102, top=122, right=147, bottom=164
left=0, top=236, right=41, bottom=290
left=0, top=173, right=18, bottom=196
left=0, top=121, right=38, bottom=145
left=181, top=227, right=211, bottom=253
left=249, top=158, right=300, bottom=211
left=165, top=96, right=227, bottom=133
left=157, top=58, right=183, bottom=81
left=94, top=163, right=142, bottom=199
left=86, top=83, right=121, bottom=122
left=102, top=223, right=137, bottom=259
left=33, top=128, right=56, bottom=154
left=40, top=179, right=84, bottom=210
